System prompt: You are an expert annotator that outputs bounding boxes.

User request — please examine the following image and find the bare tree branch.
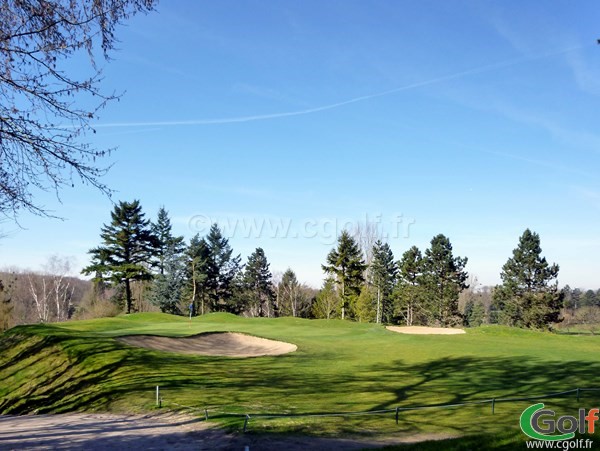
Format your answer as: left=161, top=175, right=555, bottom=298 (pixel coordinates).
left=0, top=0, right=157, bottom=220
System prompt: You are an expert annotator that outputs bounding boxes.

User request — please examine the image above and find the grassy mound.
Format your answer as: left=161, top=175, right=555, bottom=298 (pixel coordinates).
left=1, top=313, right=599, bottom=445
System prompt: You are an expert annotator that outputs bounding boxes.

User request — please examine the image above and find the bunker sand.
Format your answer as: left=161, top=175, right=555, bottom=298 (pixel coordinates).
left=386, top=326, right=466, bottom=335
left=117, top=332, right=297, bottom=357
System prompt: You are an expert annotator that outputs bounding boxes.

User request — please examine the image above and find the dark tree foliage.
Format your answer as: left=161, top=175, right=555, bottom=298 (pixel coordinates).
left=493, top=229, right=562, bottom=329
left=422, top=234, right=469, bottom=326
left=149, top=209, right=186, bottom=314
left=149, top=246, right=185, bottom=315
left=394, top=245, right=425, bottom=326
left=463, top=299, right=485, bottom=327
left=242, top=247, right=275, bottom=317
left=322, top=230, right=366, bottom=320
left=205, top=224, right=242, bottom=312
left=582, top=289, right=598, bottom=308
left=184, top=234, right=210, bottom=315
left=82, top=200, right=157, bottom=314
left=0, top=0, right=157, bottom=219
left=370, top=240, right=397, bottom=323
left=152, top=206, right=185, bottom=275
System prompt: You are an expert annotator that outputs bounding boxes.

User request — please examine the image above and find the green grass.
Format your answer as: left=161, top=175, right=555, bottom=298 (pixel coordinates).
left=1, top=313, right=599, bottom=449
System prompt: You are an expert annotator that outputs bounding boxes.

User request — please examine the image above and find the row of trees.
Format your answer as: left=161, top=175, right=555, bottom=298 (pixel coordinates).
left=319, top=231, right=469, bottom=326
left=316, top=228, right=566, bottom=329
left=0, top=199, right=563, bottom=331
left=82, top=200, right=316, bottom=317
left=562, top=286, right=600, bottom=310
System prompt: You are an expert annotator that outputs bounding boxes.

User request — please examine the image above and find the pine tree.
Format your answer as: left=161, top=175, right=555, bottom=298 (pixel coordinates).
left=322, top=230, right=366, bottom=320
left=205, top=224, right=242, bottom=312
left=82, top=200, right=157, bottom=314
left=149, top=240, right=186, bottom=314
left=148, top=207, right=186, bottom=314
left=242, top=248, right=275, bottom=317
left=184, top=234, right=211, bottom=315
left=370, top=240, right=397, bottom=324
left=464, top=299, right=485, bottom=327
left=493, top=229, right=562, bottom=329
left=394, top=246, right=425, bottom=326
left=422, top=234, right=468, bottom=326
left=152, top=207, right=185, bottom=275
left=582, top=290, right=597, bottom=308
left=278, top=268, right=300, bottom=317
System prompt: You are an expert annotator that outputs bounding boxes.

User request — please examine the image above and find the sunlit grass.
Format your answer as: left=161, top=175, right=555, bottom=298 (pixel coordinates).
left=1, top=313, right=598, bottom=445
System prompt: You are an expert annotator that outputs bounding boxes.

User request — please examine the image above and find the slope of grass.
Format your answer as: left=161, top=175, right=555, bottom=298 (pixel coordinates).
left=1, top=313, right=599, bottom=445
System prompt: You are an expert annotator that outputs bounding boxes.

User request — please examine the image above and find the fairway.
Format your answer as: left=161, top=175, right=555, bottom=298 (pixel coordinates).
left=1, top=313, right=599, bottom=448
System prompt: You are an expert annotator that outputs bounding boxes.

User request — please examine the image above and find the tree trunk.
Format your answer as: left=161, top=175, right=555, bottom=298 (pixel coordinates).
left=125, top=278, right=132, bottom=314
left=376, top=287, right=381, bottom=324
left=341, top=278, right=346, bottom=320
left=191, top=260, right=197, bottom=315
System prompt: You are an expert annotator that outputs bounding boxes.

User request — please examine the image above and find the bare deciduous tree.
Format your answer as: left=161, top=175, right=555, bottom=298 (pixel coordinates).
left=352, top=219, right=381, bottom=283
left=28, top=255, right=75, bottom=322
left=1, top=0, right=157, bottom=219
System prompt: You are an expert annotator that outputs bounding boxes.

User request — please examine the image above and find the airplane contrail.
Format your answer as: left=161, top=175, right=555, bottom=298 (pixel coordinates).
left=93, top=45, right=582, bottom=129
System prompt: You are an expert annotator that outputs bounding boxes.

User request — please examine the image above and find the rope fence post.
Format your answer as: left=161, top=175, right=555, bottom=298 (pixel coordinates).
left=152, top=387, right=598, bottom=432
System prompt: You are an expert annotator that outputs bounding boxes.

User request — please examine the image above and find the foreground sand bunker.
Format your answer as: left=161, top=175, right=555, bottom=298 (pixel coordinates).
left=386, top=326, right=466, bottom=335
left=117, top=332, right=298, bottom=357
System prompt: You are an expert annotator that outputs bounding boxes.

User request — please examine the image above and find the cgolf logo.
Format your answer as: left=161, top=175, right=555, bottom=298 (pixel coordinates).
left=520, top=403, right=598, bottom=441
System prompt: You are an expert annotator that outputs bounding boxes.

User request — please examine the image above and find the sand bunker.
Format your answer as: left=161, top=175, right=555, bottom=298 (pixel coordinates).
left=117, top=332, right=297, bottom=357
left=386, top=326, right=465, bottom=335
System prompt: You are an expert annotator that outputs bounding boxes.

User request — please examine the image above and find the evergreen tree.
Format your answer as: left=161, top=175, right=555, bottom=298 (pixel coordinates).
left=422, top=234, right=468, bottom=326
left=149, top=240, right=186, bottom=314
left=148, top=207, right=186, bottom=314
left=493, top=229, right=562, bottom=329
left=582, top=290, right=597, bottom=308
left=370, top=240, right=397, bottom=323
left=562, top=285, right=574, bottom=310
left=242, top=248, right=275, bottom=317
left=82, top=200, right=157, bottom=314
left=278, top=269, right=300, bottom=317
left=355, top=284, right=376, bottom=322
left=571, top=288, right=583, bottom=309
left=152, top=206, right=185, bottom=275
left=205, top=224, right=242, bottom=312
left=184, top=234, right=211, bottom=315
left=463, top=299, right=485, bottom=327
left=394, top=246, right=425, bottom=326
left=322, top=230, right=366, bottom=320
left=312, top=278, right=339, bottom=319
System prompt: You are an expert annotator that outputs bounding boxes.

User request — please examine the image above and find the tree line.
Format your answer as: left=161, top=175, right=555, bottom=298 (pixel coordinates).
left=2, top=200, right=595, bottom=331
left=81, top=200, right=316, bottom=318
left=0, top=258, right=92, bottom=330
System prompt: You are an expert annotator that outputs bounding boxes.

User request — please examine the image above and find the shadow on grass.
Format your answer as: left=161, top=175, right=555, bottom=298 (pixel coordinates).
left=1, top=328, right=600, bottom=441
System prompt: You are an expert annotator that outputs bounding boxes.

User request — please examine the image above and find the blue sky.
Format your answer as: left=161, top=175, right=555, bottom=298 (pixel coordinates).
left=2, top=0, right=600, bottom=289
